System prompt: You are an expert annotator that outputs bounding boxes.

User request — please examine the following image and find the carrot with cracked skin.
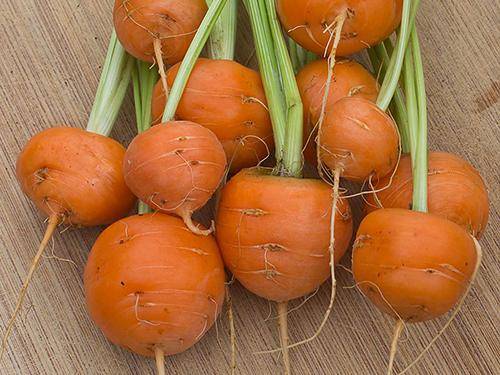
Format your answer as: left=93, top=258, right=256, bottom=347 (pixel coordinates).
left=151, top=58, right=274, bottom=173
left=217, top=1, right=352, bottom=372
left=113, top=0, right=207, bottom=65
left=1, top=32, right=136, bottom=360
left=297, top=59, right=379, bottom=166
left=365, top=152, right=490, bottom=238
left=84, top=213, right=226, bottom=358
left=353, top=26, right=483, bottom=375
left=123, top=0, right=229, bottom=236
left=277, top=0, right=403, bottom=57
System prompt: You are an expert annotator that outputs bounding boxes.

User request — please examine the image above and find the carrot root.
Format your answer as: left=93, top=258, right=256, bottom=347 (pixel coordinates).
left=397, top=238, right=483, bottom=375
left=153, top=38, right=169, bottom=103
left=387, top=320, right=405, bottom=375
left=277, top=301, right=291, bottom=375
left=0, top=214, right=60, bottom=361
left=181, top=210, right=214, bottom=236
left=154, top=346, right=166, bottom=375
left=225, top=285, right=237, bottom=375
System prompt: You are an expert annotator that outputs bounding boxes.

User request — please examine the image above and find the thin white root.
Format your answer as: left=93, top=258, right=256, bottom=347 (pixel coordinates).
left=387, top=320, right=405, bottom=375
left=154, top=346, right=165, bottom=375
left=0, top=215, right=60, bottom=361
left=181, top=211, right=214, bottom=236
left=225, top=285, right=237, bottom=375
left=315, top=11, right=347, bottom=180
left=277, top=302, right=291, bottom=375
left=397, top=238, right=483, bottom=375
left=255, top=168, right=342, bottom=356
left=153, top=38, right=169, bottom=103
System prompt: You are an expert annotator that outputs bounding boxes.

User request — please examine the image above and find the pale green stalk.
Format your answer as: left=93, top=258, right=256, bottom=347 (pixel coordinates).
left=369, top=43, right=410, bottom=152
left=206, top=0, right=238, bottom=60
left=403, top=46, right=418, bottom=162
left=265, top=0, right=303, bottom=177
left=162, top=0, right=229, bottom=122
left=376, top=0, right=420, bottom=111
left=132, top=60, right=159, bottom=214
left=411, top=28, right=428, bottom=213
left=243, top=0, right=286, bottom=166
left=87, top=31, right=133, bottom=136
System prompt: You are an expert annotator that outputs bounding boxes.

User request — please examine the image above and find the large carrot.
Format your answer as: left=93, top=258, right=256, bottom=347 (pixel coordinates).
left=2, top=32, right=136, bottom=359
left=123, top=0, right=230, bottom=235
left=353, top=25, right=482, bottom=374
left=216, top=1, right=353, bottom=373
left=84, top=213, right=226, bottom=361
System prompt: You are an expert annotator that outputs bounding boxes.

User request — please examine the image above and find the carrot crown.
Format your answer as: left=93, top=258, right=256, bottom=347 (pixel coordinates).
left=86, top=31, right=134, bottom=136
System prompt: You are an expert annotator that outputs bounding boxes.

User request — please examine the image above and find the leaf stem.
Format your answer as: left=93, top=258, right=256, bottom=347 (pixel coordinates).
left=86, top=31, right=133, bottom=136
left=376, top=0, right=420, bottom=111
left=132, top=60, right=159, bottom=215
left=162, top=0, right=229, bottom=122
left=368, top=43, right=410, bottom=153
left=411, top=28, right=428, bottom=213
left=206, top=0, right=238, bottom=60
left=243, top=0, right=286, bottom=168
left=265, top=0, right=304, bottom=177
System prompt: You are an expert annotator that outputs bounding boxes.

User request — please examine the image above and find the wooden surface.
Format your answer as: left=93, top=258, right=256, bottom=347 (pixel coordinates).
left=0, top=1, right=499, bottom=374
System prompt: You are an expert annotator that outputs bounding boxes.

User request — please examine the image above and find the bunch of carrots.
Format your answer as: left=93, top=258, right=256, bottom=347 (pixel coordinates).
left=3, top=0, right=489, bottom=374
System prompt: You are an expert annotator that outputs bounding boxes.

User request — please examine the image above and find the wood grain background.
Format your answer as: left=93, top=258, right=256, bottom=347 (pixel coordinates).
left=0, top=1, right=498, bottom=374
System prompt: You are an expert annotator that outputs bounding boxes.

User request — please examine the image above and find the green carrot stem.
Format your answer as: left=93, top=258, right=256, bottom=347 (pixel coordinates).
left=411, top=28, right=428, bottom=213
left=376, top=0, right=420, bottom=111
left=206, top=0, right=238, bottom=60
left=162, top=0, right=229, bottom=122
left=265, top=0, right=304, bottom=177
left=243, top=0, right=286, bottom=167
left=87, top=31, right=133, bottom=136
left=403, top=46, right=418, bottom=162
left=288, top=38, right=317, bottom=74
left=369, top=43, right=410, bottom=153
left=132, top=60, right=159, bottom=214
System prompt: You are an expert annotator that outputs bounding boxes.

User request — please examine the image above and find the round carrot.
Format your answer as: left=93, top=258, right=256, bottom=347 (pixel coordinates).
left=84, top=213, right=226, bottom=357
left=277, top=0, right=403, bottom=57
left=352, top=208, right=478, bottom=322
left=17, top=127, right=135, bottom=226
left=319, top=96, right=399, bottom=182
left=297, top=59, right=379, bottom=165
left=151, top=58, right=273, bottom=172
left=365, top=152, right=490, bottom=238
left=216, top=168, right=353, bottom=302
left=113, top=0, right=207, bottom=65
left=123, top=120, right=226, bottom=234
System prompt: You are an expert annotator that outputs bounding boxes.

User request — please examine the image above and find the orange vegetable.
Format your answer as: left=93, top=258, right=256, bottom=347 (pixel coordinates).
left=84, top=213, right=225, bottom=357
left=123, top=121, right=226, bottom=234
left=17, top=127, right=135, bottom=226
left=277, top=0, right=403, bottom=56
left=319, top=97, right=399, bottom=182
left=365, top=152, right=490, bottom=238
left=352, top=208, right=477, bottom=322
left=151, top=58, right=274, bottom=172
left=297, top=59, right=378, bottom=165
left=113, top=0, right=207, bottom=64
left=216, top=168, right=353, bottom=302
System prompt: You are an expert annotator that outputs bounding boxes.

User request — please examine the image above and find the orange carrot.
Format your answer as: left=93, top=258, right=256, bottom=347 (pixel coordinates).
left=84, top=213, right=226, bottom=357
left=365, top=152, right=490, bottom=238
left=277, top=0, right=403, bottom=57
left=151, top=58, right=273, bottom=172
left=297, top=59, right=379, bottom=165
